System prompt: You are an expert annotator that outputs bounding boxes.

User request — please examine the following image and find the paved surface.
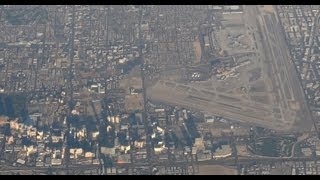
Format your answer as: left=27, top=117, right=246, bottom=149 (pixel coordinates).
left=147, top=5, right=313, bottom=133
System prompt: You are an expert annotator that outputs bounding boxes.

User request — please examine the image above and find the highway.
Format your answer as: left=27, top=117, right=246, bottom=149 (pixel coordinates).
left=1, top=154, right=320, bottom=174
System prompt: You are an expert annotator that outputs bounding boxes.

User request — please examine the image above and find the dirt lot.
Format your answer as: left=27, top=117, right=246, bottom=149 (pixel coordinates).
left=119, top=66, right=143, bottom=92
left=221, top=14, right=244, bottom=26
left=124, top=94, right=144, bottom=111
left=196, top=165, right=237, bottom=175
left=0, top=116, right=9, bottom=126
left=193, top=38, right=202, bottom=63
left=119, top=66, right=144, bottom=111
left=237, top=145, right=251, bottom=156
left=260, top=5, right=275, bottom=14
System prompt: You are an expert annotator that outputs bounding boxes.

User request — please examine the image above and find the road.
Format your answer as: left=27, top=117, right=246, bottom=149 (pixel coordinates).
left=137, top=5, right=155, bottom=173
left=63, top=5, right=76, bottom=174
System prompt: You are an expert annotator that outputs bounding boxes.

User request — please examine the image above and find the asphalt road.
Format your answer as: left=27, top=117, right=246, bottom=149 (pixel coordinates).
left=1, top=155, right=319, bottom=174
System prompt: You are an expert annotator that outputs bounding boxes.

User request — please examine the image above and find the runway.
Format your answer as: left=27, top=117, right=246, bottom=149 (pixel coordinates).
left=147, top=6, right=313, bottom=133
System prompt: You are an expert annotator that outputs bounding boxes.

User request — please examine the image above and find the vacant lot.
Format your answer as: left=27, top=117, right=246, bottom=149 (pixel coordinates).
left=193, top=38, right=202, bottom=63
left=196, top=165, right=237, bottom=175
left=124, top=94, right=144, bottom=111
